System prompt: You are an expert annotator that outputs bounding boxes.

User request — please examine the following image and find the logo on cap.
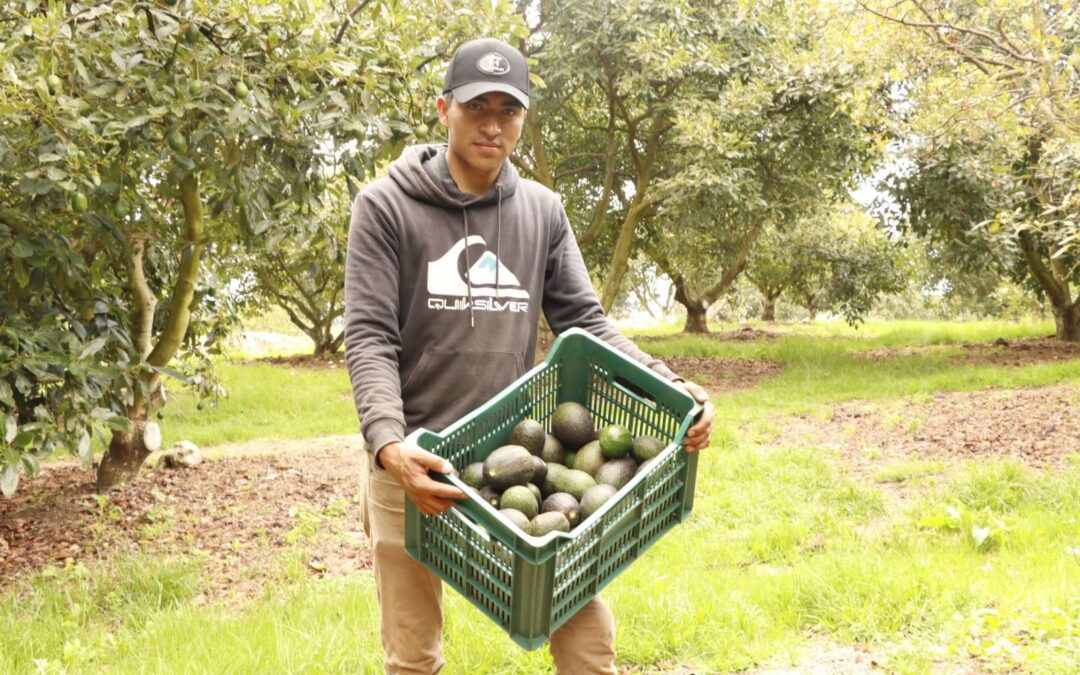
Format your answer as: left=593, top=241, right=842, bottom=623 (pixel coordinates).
left=476, top=52, right=511, bottom=76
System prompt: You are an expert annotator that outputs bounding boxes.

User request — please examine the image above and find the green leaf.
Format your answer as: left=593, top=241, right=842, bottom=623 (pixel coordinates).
left=3, top=415, right=15, bottom=444
left=21, top=452, right=39, bottom=476
left=76, top=431, right=91, bottom=463
left=80, top=337, right=108, bottom=360
left=11, top=239, right=35, bottom=258
left=0, top=464, right=19, bottom=497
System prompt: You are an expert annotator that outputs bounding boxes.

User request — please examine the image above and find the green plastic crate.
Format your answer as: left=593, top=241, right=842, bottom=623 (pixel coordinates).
left=403, top=327, right=702, bottom=650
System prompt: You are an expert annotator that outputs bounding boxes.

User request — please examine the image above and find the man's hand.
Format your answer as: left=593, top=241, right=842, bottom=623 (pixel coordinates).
left=378, top=442, right=466, bottom=515
left=680, top=381, right=714, bottom=452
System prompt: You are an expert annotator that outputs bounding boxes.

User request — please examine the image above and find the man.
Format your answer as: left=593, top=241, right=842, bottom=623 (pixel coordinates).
left=344, top=37, right=714, bottom=674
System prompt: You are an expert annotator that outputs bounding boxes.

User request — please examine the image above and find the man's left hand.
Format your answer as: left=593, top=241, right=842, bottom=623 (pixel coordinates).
left=680, top=381, right=713, bottom=452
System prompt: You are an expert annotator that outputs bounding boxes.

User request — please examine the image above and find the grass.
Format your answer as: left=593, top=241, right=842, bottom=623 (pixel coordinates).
left=159, top=363, right=358, bottom=449
left=6, top=319, right=1080, bottom=673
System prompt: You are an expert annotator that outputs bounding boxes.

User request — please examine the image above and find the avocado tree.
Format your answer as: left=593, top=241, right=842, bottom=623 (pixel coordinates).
left=863, top=0, right=1080, bottom=340
left=514, top=1, right=886, bottom=333
left=634, top=3, right=885, bottom=333
left=514, top=0, right=754, bottom=313
left=247, top=177, right=350, bottom=359
left=747, top=206, right=907, bottom=323
left=0, top=1, right=519, bottom=493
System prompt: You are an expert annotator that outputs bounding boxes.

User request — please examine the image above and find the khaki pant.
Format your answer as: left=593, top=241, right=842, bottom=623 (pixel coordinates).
left=360, top=450, right=616, bottom=674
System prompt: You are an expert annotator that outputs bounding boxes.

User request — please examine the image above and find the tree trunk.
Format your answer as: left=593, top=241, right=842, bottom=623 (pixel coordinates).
left=97, top=421, right=152, bottom=492
left=683, top=299, right=709, bottom=333
left=762, top=295, right=777, bottom=321
left=97, top=172, right=205, bottom=490
left=599, top=200, right=646, bottom=313
left=807, top=300, right=817, bottom=322
left=1054, top=301, right=1080, bottom=342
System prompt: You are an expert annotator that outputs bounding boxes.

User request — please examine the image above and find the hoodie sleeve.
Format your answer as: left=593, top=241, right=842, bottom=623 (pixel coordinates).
left=344, top=190, right=406, bottom=464
left=541, top=200, right=682, bottom=383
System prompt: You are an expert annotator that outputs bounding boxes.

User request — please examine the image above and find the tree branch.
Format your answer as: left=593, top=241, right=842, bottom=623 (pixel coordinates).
left=333, top=0, right=377, bottom=46
left=146, top=173, right=204, bottom=368
left=127, top=232, right=157, bottom=360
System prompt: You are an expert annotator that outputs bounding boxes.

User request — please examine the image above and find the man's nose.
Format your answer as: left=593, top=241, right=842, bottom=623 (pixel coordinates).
left=480, top=115, right=500, bottom=136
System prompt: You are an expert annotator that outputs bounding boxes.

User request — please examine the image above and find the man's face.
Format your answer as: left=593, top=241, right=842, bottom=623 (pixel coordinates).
left=437, top=91, right=526, bottom=179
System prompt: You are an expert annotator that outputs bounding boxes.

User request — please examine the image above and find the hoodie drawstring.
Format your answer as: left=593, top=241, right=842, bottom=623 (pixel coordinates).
left=461, top=184, right=505, bottom=330
left=495, top=185, right=503, bottom=299
left=462, top=209, right=475, bottom=328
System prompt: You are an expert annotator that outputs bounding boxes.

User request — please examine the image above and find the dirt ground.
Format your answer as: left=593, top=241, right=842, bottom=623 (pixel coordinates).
left=638, top=326, right=785, bottom=343
left=777, top=384, right=1080, bottom=495
left=0, top=437, right=371, bottom=599
left=663, top=356, right=784, bottom=391
left=859, top=335, right=1080, bottom=367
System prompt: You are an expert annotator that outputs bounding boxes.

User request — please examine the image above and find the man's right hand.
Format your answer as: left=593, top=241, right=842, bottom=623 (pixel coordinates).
left=378, top=442, right=467, bottom=515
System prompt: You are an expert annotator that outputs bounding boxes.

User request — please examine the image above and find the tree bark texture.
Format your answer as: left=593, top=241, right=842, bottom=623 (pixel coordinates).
left=96, top=420, right=152, bottom=493
left=683, top=301, right=709, bottom=333
left=762, top=296, right=777, bottom=322
left=1055, top=301, right=1080, bottom=342
left=1017, top=230, right=1079, bottom=342
left=98, top=172, right=205, bottom=490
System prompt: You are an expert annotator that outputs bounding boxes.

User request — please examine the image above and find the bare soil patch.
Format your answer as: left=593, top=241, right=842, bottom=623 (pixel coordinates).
left=639, top=326, right=786, bottom=343
left=778, top=385, right=1080, bottom=485
left=663, top=356, right=784, bottom=391
left=0, top=437, right=371, bottom=598
left=243, top=353, right=347, bottom=370
left=859, top=336, right=1080, bottom=367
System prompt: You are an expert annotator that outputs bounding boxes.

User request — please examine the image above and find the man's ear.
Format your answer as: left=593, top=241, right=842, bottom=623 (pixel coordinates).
left=436, top=96, right=450, bottom=129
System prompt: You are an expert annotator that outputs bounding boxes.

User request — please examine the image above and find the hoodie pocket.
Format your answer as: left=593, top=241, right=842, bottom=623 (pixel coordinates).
left=402, top=350, right=526, bottom=433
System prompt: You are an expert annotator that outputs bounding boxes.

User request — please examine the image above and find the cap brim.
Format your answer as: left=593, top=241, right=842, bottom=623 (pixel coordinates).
left=450, top=81, right=529, bottom=109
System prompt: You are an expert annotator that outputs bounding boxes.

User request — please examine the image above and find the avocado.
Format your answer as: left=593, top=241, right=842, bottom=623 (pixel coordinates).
left=541, top=492, right=581, bottom=528
left=572, top=440, right=604, bottom=477
left=632, top=435, right=665, bottom=463
left=501, top=485, right=539, bottom=519
left=530, top=511, right=570, bottom=537
left=483, top=445, right=535, bottom=490
left=510, top=418, right=546, bottom=456
left=595, top=458, right=637, bottom=490
left=500, top=508, right=531, bottom=534
left=540, top=433, right=565, bottom=464
left=542, top=462, right=567, bottom=497
left=530, top=455, right=547, bottom=486
left=462, top=462, right=485, bottom=489
left=527, top=482, right=542, bottom=503
left=580, top=484, right=618, bottom=519
left=599, top=424, right=633, bottom=459
left=563, top=451, right=577, bottom=469
left=550, top=468, right=597, bottom=501
left=551, top=401, right=595, bottom=451
left=479, top=486, right=501, bottom=509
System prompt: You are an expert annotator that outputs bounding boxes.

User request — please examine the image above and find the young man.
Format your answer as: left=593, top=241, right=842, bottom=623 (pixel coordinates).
left=344, top=38, right=714, bottom=674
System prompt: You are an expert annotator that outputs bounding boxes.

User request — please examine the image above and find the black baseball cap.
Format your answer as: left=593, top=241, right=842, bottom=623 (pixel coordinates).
left=443, top=38, right=529, bottom=109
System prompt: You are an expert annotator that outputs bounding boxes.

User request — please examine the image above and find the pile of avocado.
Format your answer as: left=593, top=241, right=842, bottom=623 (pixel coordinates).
left=459, top=401, right=666, bottom=537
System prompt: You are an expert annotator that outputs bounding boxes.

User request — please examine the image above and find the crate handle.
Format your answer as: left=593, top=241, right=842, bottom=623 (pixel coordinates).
left=612, top=375, right=656, bottom=409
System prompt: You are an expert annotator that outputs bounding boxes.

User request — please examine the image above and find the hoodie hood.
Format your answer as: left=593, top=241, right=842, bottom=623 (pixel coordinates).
left=388, top=143, right=520, bottom=209
left=388, top=143, right=521, bottom=328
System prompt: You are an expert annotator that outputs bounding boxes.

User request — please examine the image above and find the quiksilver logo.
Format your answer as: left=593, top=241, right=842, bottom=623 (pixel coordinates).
left=426, top=235, right=529, bottom=313
left=477, top=52, right=510, bottom=76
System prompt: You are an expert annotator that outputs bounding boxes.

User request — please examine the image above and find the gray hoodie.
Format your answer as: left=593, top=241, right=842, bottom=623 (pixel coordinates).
left=344, top=144, right=680, bottom=461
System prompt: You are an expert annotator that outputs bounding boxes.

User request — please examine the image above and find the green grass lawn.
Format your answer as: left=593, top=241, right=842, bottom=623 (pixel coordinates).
left=159, top=363, right=358, bottom=448
left=5, top=319, right=1080, bottom=673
